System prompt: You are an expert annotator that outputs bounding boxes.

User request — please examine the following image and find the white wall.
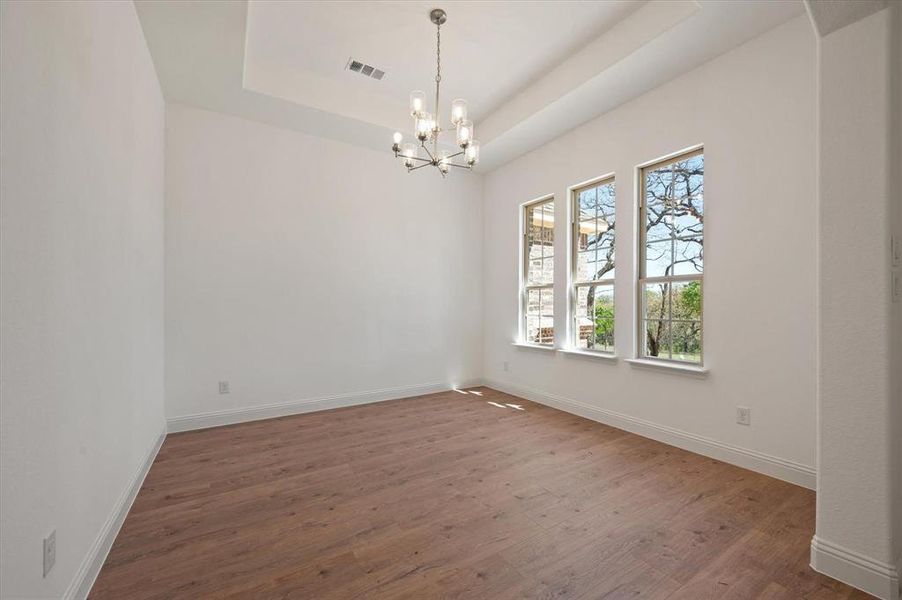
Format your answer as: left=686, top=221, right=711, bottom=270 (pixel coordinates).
left=164, top=104, right=483, bottom=425
left=893, top=1, right=902, bottom=585
left=813, top=6, right=900, bottom=599
left=482, top=16, right=817, bottom=481
left=0, top=1, right=165, bottom=598
left=891, top=1, right=902, bottom=586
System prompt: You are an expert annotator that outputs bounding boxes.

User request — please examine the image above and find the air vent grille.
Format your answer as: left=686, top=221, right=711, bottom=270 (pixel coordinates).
left=346, top=58, right=385, bottom=81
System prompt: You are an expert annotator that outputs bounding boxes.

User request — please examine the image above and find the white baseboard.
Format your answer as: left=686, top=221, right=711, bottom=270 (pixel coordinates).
left=482, top=378, right=816, bottom=490
left=166, top=381, right=482, bottom=433
left=811, top=536, right=900, bottom=600
left=64, top=428, right=166, bottom=600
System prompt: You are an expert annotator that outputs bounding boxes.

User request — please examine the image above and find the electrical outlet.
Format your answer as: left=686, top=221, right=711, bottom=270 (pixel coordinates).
left=893, top=272, right=900, bottom=304
left=736, top=406, right=751, bottom=426
left=43, top=530, right=56, bottom=577
left=218, top=381, right=230, bottom=394
left=502, top=361, right=509, bottom=372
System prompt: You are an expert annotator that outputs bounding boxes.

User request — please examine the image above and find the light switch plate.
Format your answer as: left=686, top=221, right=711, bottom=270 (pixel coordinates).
left=892, top=235, right=900, bottom=267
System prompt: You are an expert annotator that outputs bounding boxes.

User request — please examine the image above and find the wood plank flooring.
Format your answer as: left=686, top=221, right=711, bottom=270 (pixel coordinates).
left=90, top=387, right=873, bottom=599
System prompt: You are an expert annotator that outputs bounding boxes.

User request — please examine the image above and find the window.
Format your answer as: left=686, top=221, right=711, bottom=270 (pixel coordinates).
left=522, top=197, right=555, bottom=345
left=638, top=148, right=704, bottom=364
left=570, top=177, right=615, bottom=353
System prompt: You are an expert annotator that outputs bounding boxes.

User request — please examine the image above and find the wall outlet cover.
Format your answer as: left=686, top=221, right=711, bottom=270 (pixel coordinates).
left=218, top=381, right=230, bottom=394
left=736, top=406, right=751, bottom=426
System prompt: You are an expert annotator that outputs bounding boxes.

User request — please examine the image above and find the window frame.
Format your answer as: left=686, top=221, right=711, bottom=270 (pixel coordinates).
left=636, top=146, right=704, bottom=366
left=568, top=174, right=616, bottom=355
left=520, top=195, right=555, bottom=347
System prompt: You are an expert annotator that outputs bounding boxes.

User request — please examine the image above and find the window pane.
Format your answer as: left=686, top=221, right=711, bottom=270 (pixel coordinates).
left=576, top=250, right=595, bottom=281
left=671, top=280, right=702, bottom=321
left=539, top=288, right=554, bottom=344
left=577, top=219, right=595, bottom=251
left=526, top=200, right=554, bottom=285
left=575, top=284, right=614, bottom=352
left=672, top=237, right=703, bottom=275
left=526, top=256, right=554, bottom=285
left=673, top=207, right=702, bottom=237
left=527, top=288, right=541, bottom=316
left=579, top=187, right=598, bottom=213
left=526, top=287, right=554, bottom=345
left=598, top=182, right=616, bottom=221
left=574, top=286, right=591, bottom=349
left=593, top=245, right=615, bottom=280
left=574, top=180, right=615, bottom=287
left=578, top=248, right=615, bottom=283
left=644, top=168, right=670, bottom=210
left=643, top=282, right=669, bottom=321
left=528, top=258, right=543, bottom=285
left=537, top=257, right=554, bottom=285
left=591, top=285, right=614, bottom=352
left=643, top=319, right=669, bottom=359
left=645, top=240, right=672, bottom=278
left=526, top=316, right=540, bottom=345
left=646, top=203, right=672, bottom=241
left=672, top=156, right=703, bottom=204
left=670, top=320, right=701, bottom=363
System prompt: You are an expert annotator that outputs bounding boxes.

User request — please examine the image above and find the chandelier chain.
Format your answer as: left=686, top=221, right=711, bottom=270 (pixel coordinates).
left=435, top=23, right=441, bottom=83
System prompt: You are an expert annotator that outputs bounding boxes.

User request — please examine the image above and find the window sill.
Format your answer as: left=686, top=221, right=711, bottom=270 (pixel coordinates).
left=511, top=342, right=555, bottom=352
left=558, top=348, right=618, bottom=362
left=625, top=358, right=709, bottom=377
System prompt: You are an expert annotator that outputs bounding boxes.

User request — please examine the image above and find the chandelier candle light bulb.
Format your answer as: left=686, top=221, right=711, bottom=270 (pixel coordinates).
left=466, top=140, right=480, bottom=165
left=410, top=91, right=426, bottom=117
left=401, top=143, right=417, bottom=167
left=456, top=119, right=473, bottom=148
left=416, top=113, right=433, bottom=141
left=390, top=8, right=480, bottom=177
left=451, top=99, right=467, bottom=125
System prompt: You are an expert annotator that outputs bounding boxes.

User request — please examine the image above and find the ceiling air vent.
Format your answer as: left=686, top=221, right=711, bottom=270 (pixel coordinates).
left=346, top=58, right=385, bottom=81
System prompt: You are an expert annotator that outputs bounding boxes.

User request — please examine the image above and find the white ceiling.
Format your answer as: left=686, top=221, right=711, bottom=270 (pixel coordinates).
left=243, top=1, right=642, bottom=131
left=135, top=0, right=808, bottom=172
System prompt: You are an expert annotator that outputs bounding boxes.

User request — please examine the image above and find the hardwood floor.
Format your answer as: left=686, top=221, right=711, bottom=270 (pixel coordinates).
left=91, top=387, right=872, bottom=599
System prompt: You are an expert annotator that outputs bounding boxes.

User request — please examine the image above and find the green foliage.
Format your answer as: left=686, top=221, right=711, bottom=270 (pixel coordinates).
left=593, top=295, right=614, bottom=349
left=678, top=280, right=701, bottom=317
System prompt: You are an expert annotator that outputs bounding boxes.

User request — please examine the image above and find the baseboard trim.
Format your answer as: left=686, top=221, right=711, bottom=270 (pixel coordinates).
left=482, top=378, right=816, bottom=490
left=810, top=536, right=900, bottom=600
left=64, top=428, right=166, bottom=600
left=166, top=381, right=481, bottom=433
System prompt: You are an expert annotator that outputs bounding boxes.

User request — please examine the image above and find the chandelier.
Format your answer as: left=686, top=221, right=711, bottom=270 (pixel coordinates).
left=390, top=8, right=479, bottom=177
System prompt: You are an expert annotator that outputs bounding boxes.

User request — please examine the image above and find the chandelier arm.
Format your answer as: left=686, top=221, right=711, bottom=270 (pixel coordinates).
left=401, top=155, right=433, bottom=163
left=444, top=161, right=472, bottom=170
left=408, top=161, right=435, bottom=172
left=420, top=141, right=436, bottom=163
